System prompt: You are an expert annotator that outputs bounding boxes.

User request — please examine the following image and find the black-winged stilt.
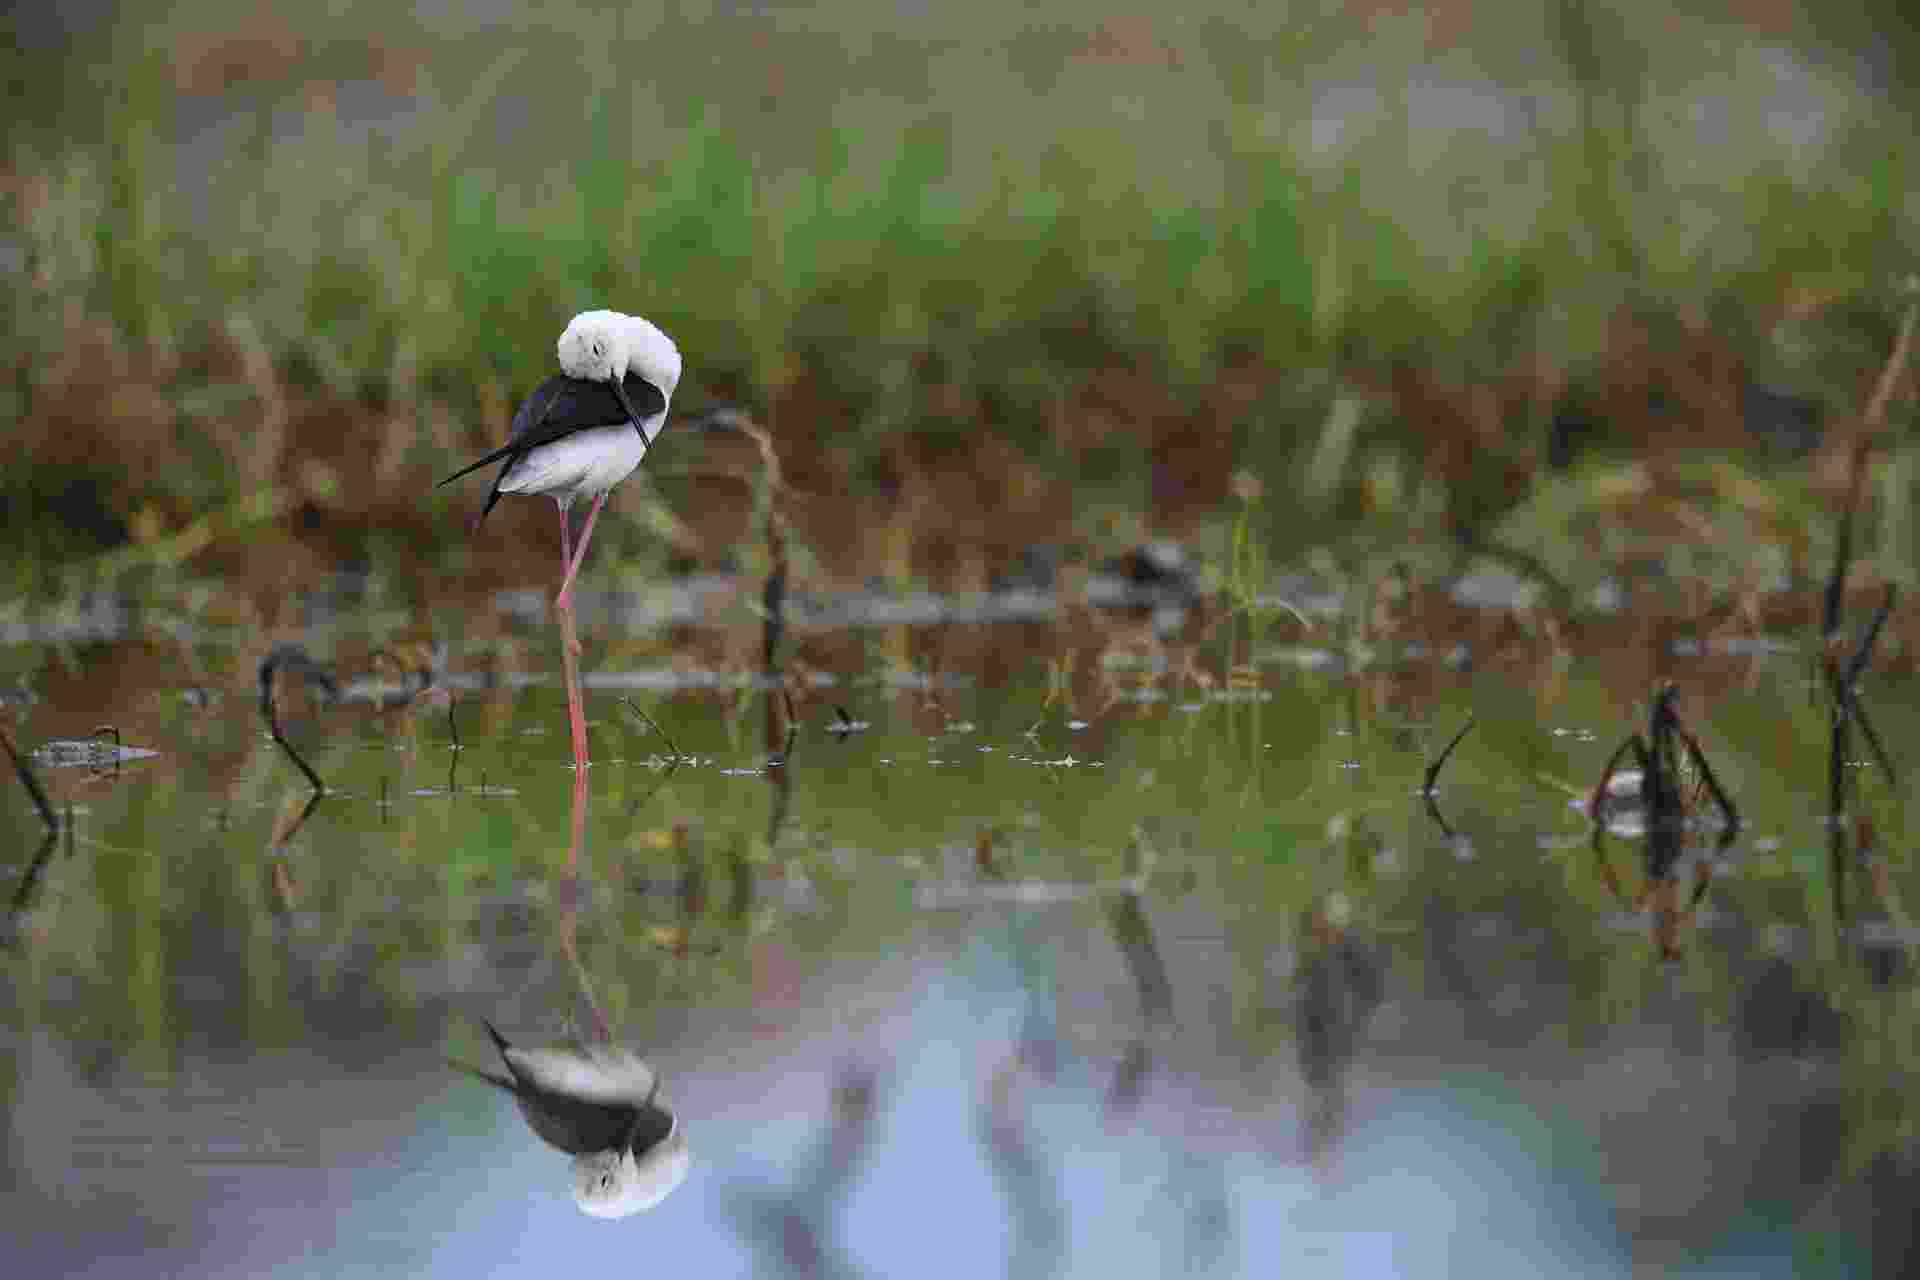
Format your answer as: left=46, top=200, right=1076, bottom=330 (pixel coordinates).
left=440, top=310, right=681, bottom=766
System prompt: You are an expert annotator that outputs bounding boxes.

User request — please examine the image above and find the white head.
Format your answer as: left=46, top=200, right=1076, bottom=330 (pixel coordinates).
left=556, top=309, right=683, bottom=401
left=571, top=1126, right=691, bottom=1219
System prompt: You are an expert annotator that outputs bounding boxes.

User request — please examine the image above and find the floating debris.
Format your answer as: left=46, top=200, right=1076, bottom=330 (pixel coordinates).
left=30, top=739, right=160, bottom=769
left=826, top=707, right=869, bottom=740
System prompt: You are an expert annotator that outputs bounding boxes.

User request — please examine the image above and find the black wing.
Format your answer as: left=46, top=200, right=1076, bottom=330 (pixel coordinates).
left=438, top=373, right=670, bottom=525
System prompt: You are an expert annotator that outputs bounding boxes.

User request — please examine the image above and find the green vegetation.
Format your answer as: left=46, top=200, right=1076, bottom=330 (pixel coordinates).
left=4, top=1, right=1919, bottom=597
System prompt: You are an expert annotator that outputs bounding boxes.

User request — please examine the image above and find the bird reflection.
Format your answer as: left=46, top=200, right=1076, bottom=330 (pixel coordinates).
left=451, top=1021, right=689, bottom=1218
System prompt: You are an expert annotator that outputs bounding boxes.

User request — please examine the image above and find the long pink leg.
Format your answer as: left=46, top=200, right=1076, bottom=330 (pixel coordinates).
left=555, top=489, right=612, bottom=613
left=554, top=500, right=590, bottom=768
left=556, top=498, right=576, bottom=625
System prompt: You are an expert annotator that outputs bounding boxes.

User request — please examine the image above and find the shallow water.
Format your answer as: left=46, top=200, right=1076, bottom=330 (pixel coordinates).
left=3, top=598, right=1917, bottom=1277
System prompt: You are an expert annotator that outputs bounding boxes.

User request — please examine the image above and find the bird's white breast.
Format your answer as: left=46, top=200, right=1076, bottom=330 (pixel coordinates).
left=497, top=421, right=654, bottom=505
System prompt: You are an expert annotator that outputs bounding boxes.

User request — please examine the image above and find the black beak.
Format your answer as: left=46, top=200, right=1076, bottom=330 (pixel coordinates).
left=610, top=378, right=649, bottom=443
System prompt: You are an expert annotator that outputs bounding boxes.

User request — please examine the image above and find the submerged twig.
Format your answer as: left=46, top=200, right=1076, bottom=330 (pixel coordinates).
left=268, top=790, right=324, bottom=856
left=258, top=645, right=335, bottom=795
left=762, top=552, right=788, bottom=677
left=1839, top=586, right=1898, bottom=787
left=1844, top=584, right=1898, bottom=691
left=1421, top=717, right=1475, bottom=795
left=1587, top=683, right=1738, bottom=959
left=622, top=699, right=683, bottom=764
left=446, top=697, right=461, bottom=795
left=1860, top=297, right=1918, bottom=434
left=0, top=726, right=56, bottom=831
left=1822, top=584, right=1898, bottom=802
left=0, top=726, right=57, bottom=833
left=621, top=699, right=684, bottom=820
left=1422, top=790, right=1459, bottom=842
left=765, top=691, right=798, bottom=849
left=1811, top=305, right=1908, bottom=922
left=1830, top=697, right=1852, bottom=926
left=1821, top=438, right=1873, bottom=643
left=769, top=688, right=798, bottom=766
left=5, top=831, right=58, bottom=943
left=1826, top=585, right=1899, bottom=926
left=826, top=705, right=868, bottom=741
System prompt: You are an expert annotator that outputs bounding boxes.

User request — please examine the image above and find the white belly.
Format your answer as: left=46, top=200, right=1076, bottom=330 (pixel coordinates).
left=498, top=423, right=649, bottom=505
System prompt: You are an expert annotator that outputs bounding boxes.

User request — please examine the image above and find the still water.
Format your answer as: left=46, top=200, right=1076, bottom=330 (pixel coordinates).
left=2, top=595, right=1916, bottom=1277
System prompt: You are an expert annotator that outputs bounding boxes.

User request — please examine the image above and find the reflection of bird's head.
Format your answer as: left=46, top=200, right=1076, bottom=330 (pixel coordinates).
left=571, top=1125, right=692, bottom=1219
left=556, top=310, right=683, bottom=400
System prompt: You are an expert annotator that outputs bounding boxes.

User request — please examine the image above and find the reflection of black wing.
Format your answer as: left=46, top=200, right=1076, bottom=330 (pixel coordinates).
left=448, top=1054, right=636, bottom=1155
left=510, top=1092, right=638, bottom=1157
left=625, top=1102, right=676, bottom=1156
left=438, top=373, right=669, bottom=526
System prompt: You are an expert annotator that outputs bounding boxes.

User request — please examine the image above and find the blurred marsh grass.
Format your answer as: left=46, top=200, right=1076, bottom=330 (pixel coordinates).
left=4, top=0, right=1919, bottom=595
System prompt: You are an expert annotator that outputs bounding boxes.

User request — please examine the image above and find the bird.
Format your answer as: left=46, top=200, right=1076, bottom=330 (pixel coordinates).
left=450, top=1020, right=690, bottom=1219
left=439, top=309, right=682, bottom=766
left=441, top=310, right=682, bottom=611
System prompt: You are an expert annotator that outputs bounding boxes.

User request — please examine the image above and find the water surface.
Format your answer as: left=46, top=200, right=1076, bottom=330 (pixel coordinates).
left=2, top=594, right=1915, bottom=1277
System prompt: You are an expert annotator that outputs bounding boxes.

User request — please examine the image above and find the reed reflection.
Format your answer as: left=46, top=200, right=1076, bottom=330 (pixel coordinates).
left=1295, top=893, right=1383, bottom=1170
left=730, top=1061, right=881, bottom=1279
